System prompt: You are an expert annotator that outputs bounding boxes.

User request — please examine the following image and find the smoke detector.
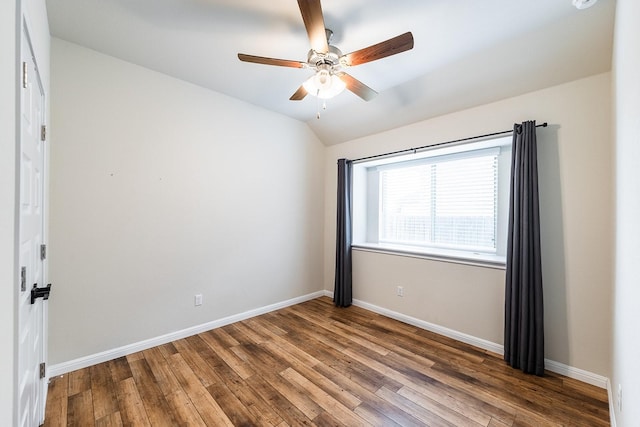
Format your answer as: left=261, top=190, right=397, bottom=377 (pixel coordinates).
left=572, top=0, right=598, bottom=9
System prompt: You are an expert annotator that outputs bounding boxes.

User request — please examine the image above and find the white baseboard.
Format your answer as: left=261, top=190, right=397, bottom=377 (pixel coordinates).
left=48, top=291, right=325, bottom=377
left=324, top=290, right=609, bottom=389
left=544, top=359, right=608, bottom=389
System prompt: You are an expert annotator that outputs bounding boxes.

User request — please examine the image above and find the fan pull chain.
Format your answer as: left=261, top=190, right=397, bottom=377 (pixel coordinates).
left=315, top=91, right=329, bottom=119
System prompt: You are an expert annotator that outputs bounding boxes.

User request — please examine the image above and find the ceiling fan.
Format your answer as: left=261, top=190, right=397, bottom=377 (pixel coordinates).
left=237, top=0, right=414, bottom=102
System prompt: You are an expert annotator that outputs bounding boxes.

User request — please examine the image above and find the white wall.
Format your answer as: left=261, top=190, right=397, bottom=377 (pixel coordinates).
left=612, top=0, right=640, bottom=424
left=0, top=0, right=18, bottom=424
left=324, top=73, right=613, bottom=378
left=48, top=39, right=325, bottom=364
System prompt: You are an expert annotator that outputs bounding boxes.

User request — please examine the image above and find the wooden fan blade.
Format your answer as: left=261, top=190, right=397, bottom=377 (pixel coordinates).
left=336, top=72, right=377, bottom=101
left=290, top=85, right=308, bottom=101
left=297, top=0, right=329, bottom=53
left=238, top=53, right=306, bottom=68
left=342, top=32, right=414, bottom=66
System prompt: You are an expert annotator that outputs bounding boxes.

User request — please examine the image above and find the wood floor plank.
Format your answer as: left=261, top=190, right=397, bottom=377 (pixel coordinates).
left=288, top=305, right=391, bottom=357
left=206, top=381, right=259, bottom=426
left=166, top=352, right=234, bottom=426
left=43, top=376, right=68, bottom=427
left=207, top=325, right=241, bottom=347
left=312, top=362, right=426, bottom=427
left=264, top=343, right=361, bottom=410
left=281, top=323, right=405, bottom=393
left=43, top=396, right=67, bottom=427
left=280, top=309, right=350, bottom=352
left=245, top=316, right=288, bottom=337
left=128, top=358, right=176, bottom=426
left=347, top=342, right=505, bottom=425
left=106, top=357, right=132, bottom=384
left=262, top=371, right=324, bottom=420
left=199, top=329, right=256, bottom=380
left=189, top=392, right=235, bottom=427
left=215, top=374, right=284, bottom=426
left=397, top=385, right=487, bottom=427
left=489, top=416, right=514, bottom=427
left=94, top=411, right=123, bottom=427
left=156, top=342, right=179, bottom=358
left=341, top=346, right=425, bottom=390
left=163, top=389, right=208, bottom=427
left=261, top=331, right=322, bottom=368
left=245, top=373, right=317, bottom=426
left=231, top=342, right=288, bottom=376
left=197, top=338, right=286, bottom=426
left=67, top=368, right=91, bottom=397
left=426, top=363, right=524, bottom=422
left=125, top=351, right=145, bottom=363
left=346, top=333, right=483, bottom=427
left=280, top=367, right=368, bottom=427
left=223, top=323, right=261, bottom=346
left=233, top=320, right=273, bottom=345
left=313, top=410, right=355, bottom=427
left=405, top=365, right=514, bottom=425
left=561, top=375, right=610, bottom=404
left=171, top=337, right=220, bottom=387
left=44, top=297, right=610, bottom=427
left=511, top=409, right=563, bottom=426
left=47, top=375, right=69, bottom=402
left=114, top=377, right=150, bottom=427
left=89, top=363, right=119, bottom=421
left=66, top=389, right=95, bottom=427
left=141, top=346, right=183, bottom=396
left=433, top=359, right=609, bottom=426
left=353, top=402, right=405, bottom=427
left=301, top=331, right=403, bottom=393
left=376, top=385, right=457, bottom=427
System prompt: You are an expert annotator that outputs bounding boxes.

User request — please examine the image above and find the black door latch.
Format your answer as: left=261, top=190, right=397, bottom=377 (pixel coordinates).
left=31, top=283, right=51, bottom=304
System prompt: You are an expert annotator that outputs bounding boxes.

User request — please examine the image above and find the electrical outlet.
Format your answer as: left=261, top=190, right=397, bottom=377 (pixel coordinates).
left=194, top=294, right=203, bottom=306
left=396, top=286, right=404, bottom=297
left=618, top=384, right=622, bottom=412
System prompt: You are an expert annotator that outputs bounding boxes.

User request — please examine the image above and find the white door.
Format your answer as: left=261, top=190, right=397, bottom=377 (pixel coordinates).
left=18, top=24, right=48, bottom=427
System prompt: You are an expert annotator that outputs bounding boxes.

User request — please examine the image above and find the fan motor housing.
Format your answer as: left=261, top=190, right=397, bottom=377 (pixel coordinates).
left=307, top=45, right=343, bottom=70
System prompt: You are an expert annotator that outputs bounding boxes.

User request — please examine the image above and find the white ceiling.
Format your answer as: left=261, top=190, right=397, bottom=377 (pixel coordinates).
left=46, top=0, right=615, bottom=145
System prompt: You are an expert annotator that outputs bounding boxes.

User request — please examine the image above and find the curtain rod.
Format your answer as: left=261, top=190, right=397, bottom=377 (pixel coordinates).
left=351, top=122, right=548, bottom=164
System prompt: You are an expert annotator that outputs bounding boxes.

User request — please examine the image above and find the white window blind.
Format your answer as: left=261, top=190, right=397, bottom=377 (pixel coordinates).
left=378, top=149, right=498, bottom=252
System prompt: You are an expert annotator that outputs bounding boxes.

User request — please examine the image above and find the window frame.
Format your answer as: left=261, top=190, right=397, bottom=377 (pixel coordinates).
left=351, top=136, right=512, bottom=269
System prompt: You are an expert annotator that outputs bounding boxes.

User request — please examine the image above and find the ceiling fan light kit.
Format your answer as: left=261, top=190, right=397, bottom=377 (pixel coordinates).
left=237, top=0, right=414, bottom=104
left=302, top=65, right=347, bottom=99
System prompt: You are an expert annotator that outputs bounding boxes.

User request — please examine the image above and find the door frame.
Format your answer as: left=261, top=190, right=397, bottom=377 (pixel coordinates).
left=17, top=12, right=49, bottom=425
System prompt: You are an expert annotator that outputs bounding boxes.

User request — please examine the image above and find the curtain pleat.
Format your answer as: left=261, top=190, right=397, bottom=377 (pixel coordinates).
left=504, top=121, right=545, bottom=376
left=334, top=159, right=353, bottom=307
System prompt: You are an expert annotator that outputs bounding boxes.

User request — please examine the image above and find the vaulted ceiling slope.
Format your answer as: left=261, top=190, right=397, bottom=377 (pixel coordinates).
left=46, top=0, right=615, bottom=145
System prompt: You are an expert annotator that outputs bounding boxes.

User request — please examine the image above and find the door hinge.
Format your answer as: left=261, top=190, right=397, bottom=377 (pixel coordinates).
left=39, top=362, right=46, bottom=379
left=41, top=125, right=46, bottom=141
left=22, top=61, right=27, bottom=89
left=21, top=266, right=27, bottom=292
left=40, top=244, right=46, bottom=261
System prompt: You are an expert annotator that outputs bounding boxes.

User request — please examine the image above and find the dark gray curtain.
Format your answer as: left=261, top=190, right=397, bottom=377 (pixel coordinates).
left=334, top=158, right=352, bottom=307
left=504, top=121, right=545, bottom=376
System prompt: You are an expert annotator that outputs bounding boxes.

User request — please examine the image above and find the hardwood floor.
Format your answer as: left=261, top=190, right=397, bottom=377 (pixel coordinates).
left=44, top=297, right=610, bottom=426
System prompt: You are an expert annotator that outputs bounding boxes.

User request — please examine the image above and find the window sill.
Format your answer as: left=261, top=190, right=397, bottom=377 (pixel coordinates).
left=351, top=243, right=506, bottom=270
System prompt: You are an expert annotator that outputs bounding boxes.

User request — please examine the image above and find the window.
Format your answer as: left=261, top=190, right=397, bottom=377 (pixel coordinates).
left=352, top=136, right=511, bottom=267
